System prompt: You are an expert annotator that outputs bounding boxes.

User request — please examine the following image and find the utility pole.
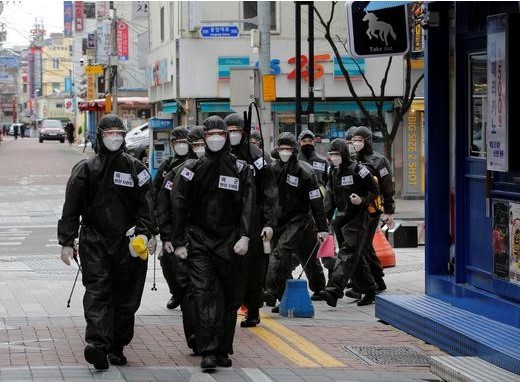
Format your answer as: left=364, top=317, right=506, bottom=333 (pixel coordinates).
left=307, top=1, right=315, bottom=132
left=109, top=2, right=118, bottom=114
left=295, top=2, right=302, bottom=136
left=258, top=1, right=273, bottom=150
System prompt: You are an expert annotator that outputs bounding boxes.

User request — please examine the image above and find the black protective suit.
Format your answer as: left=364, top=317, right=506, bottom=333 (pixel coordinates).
left=225, top=113, right=278, bottom=317
left=265, top=132, right=327, bottom=304
left=157, top=126, right=203, bottom=350
left=57, top=115, right=155, bottom=355
left=171, top=117, right=254, bottom=357
left=352, top=126, right=394, bottom=289
left=153, top=126, right=189, bottom=298
left=323, top=139, right=379, bottom=299
left=297, top=129, right=329, bottom=188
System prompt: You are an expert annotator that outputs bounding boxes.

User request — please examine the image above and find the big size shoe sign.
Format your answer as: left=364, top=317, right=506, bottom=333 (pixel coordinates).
left=346, top=1, right=409, bottom=58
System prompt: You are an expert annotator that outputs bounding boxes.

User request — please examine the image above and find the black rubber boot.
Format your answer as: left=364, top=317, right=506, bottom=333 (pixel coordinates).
left=240, top=308, right=261, bottom=328
left=264, top=291, right=277, bottom=307
left=216, top=353, right=232, bottom=367
left=107, top=348, right=127, bottom=366
left=84, top=344, right=109, bottom=370
left=166, top=296, right=181, bottom=310
left=319, top=290, right=338, bottom=307
left=357, top=292, right=376, bottom=306
left=201, top=355, right=217, bottom=370
left=344, top=289, right=362, bottom=300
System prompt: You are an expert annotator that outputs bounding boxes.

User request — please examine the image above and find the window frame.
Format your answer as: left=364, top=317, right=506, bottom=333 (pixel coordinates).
left=467, top=52, right=487, bottom=159
left=241, top=1, right=280, bottom=35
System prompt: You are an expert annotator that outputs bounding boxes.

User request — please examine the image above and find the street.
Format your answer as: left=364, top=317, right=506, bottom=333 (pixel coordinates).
left=0, top=137, right=443, bottom=382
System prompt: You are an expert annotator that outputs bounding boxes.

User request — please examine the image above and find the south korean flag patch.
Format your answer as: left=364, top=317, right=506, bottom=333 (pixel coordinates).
left=181, top=167, right=194, bottom=181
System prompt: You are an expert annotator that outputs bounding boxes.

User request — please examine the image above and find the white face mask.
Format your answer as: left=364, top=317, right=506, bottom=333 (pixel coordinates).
left=229, top=132, right=242, bottom=146
left=352, top=141, right=365, bottom=152
left=278, top=150, right=292, bottom=163
left=193, top=146, right=205, bottom=158
left=173, top=143, right=189, bottom=156
left=206, top=135, right=226, bottom=152
left=330, top=155, right=342, bottom=167
left=103, top=136, right=124, bottom=151
left=348, top=144, right=357, bottom=156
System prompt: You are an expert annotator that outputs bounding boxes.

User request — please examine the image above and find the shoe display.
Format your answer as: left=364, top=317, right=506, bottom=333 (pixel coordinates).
left=216, top=353, right=232, bottom=367
left=310, top=292, right=323, bottom=301
left=357, top=292, right=376, bottom=306
left=166, top=296, right=181, bottom=310
left=318, top=290, right=338, bottom=307
left=344, top=289, right=362, bottom=299
left=84, top=344, right=109, bottom=370
left=201, top=355, right=217, bottom=370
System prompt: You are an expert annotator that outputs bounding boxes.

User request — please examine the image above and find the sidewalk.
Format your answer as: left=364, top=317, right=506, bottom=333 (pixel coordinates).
left=0, top=246, right=444, bottom=381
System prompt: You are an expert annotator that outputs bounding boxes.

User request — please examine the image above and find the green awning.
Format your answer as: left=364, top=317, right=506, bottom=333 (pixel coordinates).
left=200, top=102, right=234, bottom=113
left=162, top=101, right=178, bottom=113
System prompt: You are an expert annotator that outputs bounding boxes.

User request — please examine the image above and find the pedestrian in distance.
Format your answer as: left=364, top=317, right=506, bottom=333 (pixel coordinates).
left=20, top=124, right=26, bottom=139
left=65, top=121, right=75, bottom=145
left=224, top=113, right=278, bottom=328
left=171, top=115, right=254, bottom=371
left=57, top=114, right=156, bottom=370
left=319, top=138, right=381, bottom=307
left=264, top=132, right=328, bottom=310
left=13, top=124, right=19, bottom=140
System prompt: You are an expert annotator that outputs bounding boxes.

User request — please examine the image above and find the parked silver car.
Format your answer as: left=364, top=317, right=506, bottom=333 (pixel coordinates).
left=125, top=123, right=149, bottom=163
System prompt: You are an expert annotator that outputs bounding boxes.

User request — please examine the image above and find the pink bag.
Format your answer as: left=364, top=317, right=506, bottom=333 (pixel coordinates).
left=317, top=234, right=335, bottom=258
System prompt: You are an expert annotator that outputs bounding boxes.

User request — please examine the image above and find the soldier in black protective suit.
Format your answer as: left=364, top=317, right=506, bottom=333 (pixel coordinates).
left=349, top=126, right=394, bottom=295
left=224, top=113, right=278, bottom=328
left=171, top=116, right=254, bottom=371
left=153, top=125, right=190, bottom=310
left=297, top=129, right=329, bottom=188
left=157, top=126, right=204, bottom=354
left=264, top=132, right=328, bottom=309
left=319, top=138, right=381, bottom=307
left=57, top=114, right=155, bottom=370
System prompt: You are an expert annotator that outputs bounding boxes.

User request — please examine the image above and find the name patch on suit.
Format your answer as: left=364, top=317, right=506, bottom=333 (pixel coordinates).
left=341, top=175, right=354, bottom=186
left=113, top=171, right=134, bottom=187
left=286, top=174, right=299, bottom=187
left=309, top=189, right=321, bottom=200
left=218, top=175, right=239, bottom=191
left=236, top=161, right=245, bottom=172
left=254, top=157, right=266, bottom=170
left=380, top=167, right=389, bottom=177
left=137, top=170, right=151, bottom=187
left=359, top=166, right=370, bottom=179
left=164, top=180, right=173, bottom=190
left=313, top=161, right=326, bottom=171
left=181, top=168, right=194, bottom=181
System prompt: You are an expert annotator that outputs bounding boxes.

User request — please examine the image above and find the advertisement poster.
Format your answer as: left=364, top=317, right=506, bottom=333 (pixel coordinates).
left=509, top=202, right=520, bottom=285
left=492, top=200, right=510, bottom=280
left=116, top=22, right=129, bottom=61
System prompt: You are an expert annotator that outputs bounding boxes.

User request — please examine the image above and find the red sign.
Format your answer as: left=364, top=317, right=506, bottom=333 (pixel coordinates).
left=116, top=22, right=129, bottom=61
left=75, top=1, right=84, bottom=32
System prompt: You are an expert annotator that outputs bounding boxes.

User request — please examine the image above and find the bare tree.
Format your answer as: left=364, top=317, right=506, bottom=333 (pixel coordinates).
left=314, top=2, right=424, bottom=161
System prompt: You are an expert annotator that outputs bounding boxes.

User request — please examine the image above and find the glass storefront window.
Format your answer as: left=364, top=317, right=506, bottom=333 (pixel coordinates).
left=469, top=53, right=487, bottom=158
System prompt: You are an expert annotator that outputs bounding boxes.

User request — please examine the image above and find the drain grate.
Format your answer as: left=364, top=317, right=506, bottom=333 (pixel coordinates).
left=23, top=259, right=78, bottom=275
left=343, top=345, right=431, bottom=366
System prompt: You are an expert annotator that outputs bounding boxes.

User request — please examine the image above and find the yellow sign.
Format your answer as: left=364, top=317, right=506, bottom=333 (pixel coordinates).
left=262, top=74, right=276, bottom=102
left=105, top=94, right=112, bottom=113
left=85, top=64, right=104, bottom=75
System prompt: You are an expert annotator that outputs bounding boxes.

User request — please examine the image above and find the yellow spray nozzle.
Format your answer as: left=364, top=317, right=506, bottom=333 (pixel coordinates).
left=130, top=235, right=149, bottom=261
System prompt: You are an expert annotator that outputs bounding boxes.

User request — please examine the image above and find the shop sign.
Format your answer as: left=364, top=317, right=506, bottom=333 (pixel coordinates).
left=116, top=22, right=129, bottom=61
left=262, top=74, right=276, bottom=102
left=346, top=1, right=409, bottom=58
left=218, top=57, right=250, bottom=80
left=64, top=1, right=73, bottom=37
left=486, top=14, right=508, bottom=172
left=333, top=56, right=365, bottom=79
left=87, top=73, right=96, bottom=101
left=75, top=1, right=84, bottom=32
left=402, top=111, right=423, bottom=196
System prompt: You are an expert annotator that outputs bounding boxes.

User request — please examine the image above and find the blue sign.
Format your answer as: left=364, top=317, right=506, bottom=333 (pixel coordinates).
left=200, top=26, right=240, bottom=38
left=218, top=56, right=250, bottom=79
left=333, top=56, right=365, bottom=78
